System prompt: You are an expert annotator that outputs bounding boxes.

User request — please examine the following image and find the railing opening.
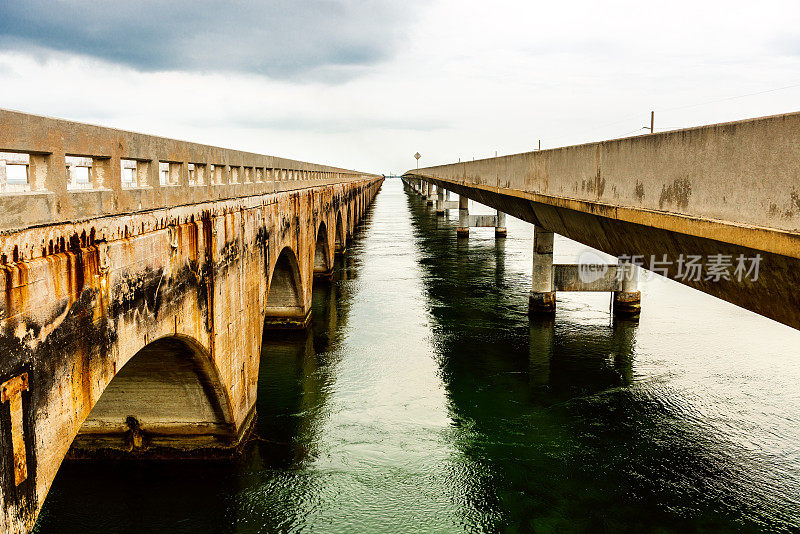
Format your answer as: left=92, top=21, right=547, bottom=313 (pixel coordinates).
left=121, top=159, right=137, bottom=188
left=159, top=162, right=182, bottom=186
left=66, top=156, right=93, bottom=190
left=159, top=163, right=169, bottom=185
left=0, top=152, right=31, bottom=192
left=189, top=163, right=206, bottom=186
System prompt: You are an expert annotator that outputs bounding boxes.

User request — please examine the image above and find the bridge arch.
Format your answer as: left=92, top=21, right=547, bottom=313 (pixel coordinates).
left=314, top=221, right=332, bottom=279
left=71, top=335, right=236, bottom=456
left=264, top=246, right=310, bottom=328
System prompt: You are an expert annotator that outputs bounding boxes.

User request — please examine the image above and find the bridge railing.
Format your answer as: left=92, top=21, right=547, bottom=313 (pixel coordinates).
left=407, top=111, right=800, bottom=260
left=0, top=109, right=377, bottom=232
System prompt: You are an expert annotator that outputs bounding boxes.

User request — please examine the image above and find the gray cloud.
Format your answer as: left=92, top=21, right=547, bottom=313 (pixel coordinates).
left=0, top=1, right=415, bottom=80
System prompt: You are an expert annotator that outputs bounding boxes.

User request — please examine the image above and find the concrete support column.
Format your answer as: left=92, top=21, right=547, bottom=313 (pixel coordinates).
left=495, top=210, right=507, bottom=238
left=457, top=194, right=469, bottom=237
left=529, top=226, right=556, bottom=315
left=436, top=186, right=445, bottom=215
left=613, top=262, right=641, bottom=319
left=426, top=181, right=434, bottom=205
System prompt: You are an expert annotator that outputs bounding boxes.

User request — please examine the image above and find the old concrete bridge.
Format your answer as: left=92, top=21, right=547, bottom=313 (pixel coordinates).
left=0, top=110, right=382, bottom=533
left=405, top=112, right=800, bottom=330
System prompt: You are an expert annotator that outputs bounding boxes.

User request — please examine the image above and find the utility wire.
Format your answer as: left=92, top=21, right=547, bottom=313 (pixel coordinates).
left=547, top=81, right=800, bottom=148
left=654, top=82, right=800, bottom=114
left=469, top=81, right=800, bottom=161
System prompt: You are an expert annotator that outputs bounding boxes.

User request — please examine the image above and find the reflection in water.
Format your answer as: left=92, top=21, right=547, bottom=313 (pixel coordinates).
left=528, top=317, right=636, bottom=392
left=35, top=179, right=800, bottom=533
left=405, top=181, right=800, bottom=532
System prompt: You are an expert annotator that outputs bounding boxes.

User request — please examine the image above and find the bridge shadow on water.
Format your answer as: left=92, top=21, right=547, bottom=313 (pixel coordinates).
left=403, top=183, right=796, bottom=533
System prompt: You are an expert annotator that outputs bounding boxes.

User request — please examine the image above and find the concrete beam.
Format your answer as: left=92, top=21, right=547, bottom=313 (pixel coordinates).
left=468, top=214, right=498, bottom=227
left=553, top=263, right=619, bottom=292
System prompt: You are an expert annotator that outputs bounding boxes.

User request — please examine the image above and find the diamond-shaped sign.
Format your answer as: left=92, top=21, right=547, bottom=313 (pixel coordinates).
left=414, top=152, right=421, bottom=160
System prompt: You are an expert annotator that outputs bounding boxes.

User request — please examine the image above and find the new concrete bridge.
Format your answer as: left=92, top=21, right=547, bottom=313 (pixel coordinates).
left=405, top=112, right=800, bottom=330
left=0, top=110, right=382, bottom=533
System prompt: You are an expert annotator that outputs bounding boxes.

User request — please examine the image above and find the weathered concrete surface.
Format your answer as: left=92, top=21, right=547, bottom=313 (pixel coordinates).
left=406, top=112, right=800, bottom=330
left=0, top=109, right=368, bottom=231
left=0, top=111, right=382, bottom=533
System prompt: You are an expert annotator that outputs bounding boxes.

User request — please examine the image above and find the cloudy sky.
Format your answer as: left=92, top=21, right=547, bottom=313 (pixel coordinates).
left=1, top=0, right=799, bottom=174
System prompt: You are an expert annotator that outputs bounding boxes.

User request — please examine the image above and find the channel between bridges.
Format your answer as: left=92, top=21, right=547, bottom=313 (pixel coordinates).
left=0, top=109, right=382, bottom=533
left=405, top=111, right=800, bottom=331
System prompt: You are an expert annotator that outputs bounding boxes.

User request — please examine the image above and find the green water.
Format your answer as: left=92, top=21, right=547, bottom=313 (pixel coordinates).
left=35, top=179, right=800, bottom=533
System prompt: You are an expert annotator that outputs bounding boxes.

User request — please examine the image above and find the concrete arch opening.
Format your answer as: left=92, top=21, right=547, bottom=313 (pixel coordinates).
left=264, top=246, right=310, bottom=328
left=70, top=336, right=236, bottom=457
left=314, top=222, right=333, bottom=280
left=335, top=212, right=345, bottom=253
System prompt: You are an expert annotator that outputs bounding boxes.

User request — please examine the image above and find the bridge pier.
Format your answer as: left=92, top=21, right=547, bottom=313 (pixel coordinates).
left=529, top=227, right=556, bottom=315
left=495, top=210, right=507, bottom=238
left=454, top=195, right=507, bottom=240
left=613, top=262, right=641, bottom=319
left=457, top=194, right=469, bottom=237
left=436, top=188, right=446, bottom=215
left=426, top=182, right=434, bottom=205
left=528, top=227, right=641, bottom=319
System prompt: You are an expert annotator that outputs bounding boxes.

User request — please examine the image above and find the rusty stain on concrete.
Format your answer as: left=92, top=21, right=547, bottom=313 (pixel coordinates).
left=791, top=190, right=800, bottom=212
left=658, top=177, right=692, bottom=210
left=634, top=181, right=645, bottom=202
left=1, top=373, right=29, bottom=486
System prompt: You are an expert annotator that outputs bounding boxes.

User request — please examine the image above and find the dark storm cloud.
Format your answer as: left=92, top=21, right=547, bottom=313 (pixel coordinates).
left=0, top=1, right=413, bottom=79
